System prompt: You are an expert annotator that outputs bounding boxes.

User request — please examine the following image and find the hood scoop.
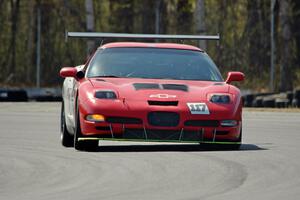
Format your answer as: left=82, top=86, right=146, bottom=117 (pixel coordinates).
left=133, top=83, right=160, bottom=90
left=133, top=83, right=188, bottom=92
left=95, top=78, right=106, bottom=82
left=162, top=84, right=188, bottom=91
left=214, top=82, right=224, bottom=85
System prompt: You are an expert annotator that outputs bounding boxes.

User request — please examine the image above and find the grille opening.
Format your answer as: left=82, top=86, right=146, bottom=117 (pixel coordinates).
left=215, top=130, right=229, bottom=135
left=148, top=100, right=178, bottom=106
left=124, top=129, right=200, bottom=141
left=184, top=120, right=219, bottom=127
left=95, top=126, right=111, bottom=131
left=148, top=111, right=180, bottom=127
left=106, top=116, right=143, bottom=124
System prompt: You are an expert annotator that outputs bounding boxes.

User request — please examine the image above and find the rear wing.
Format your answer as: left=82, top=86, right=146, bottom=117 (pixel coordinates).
left=65, top=32, right=220, bottom=41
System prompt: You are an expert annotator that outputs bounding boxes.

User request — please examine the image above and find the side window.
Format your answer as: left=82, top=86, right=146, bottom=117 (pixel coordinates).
left=86, top=49, right=103, bottom=76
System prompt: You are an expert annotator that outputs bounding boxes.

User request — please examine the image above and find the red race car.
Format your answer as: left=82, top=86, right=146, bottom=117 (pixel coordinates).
left=60, top=32, right=244, bottom=151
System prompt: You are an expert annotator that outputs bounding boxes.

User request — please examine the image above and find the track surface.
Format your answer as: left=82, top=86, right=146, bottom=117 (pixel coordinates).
left=1, top=103, right=300, bottom=200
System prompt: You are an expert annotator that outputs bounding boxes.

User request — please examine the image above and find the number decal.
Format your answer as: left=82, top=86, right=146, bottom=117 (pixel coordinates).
left=187, top=103, right=210, bottom=115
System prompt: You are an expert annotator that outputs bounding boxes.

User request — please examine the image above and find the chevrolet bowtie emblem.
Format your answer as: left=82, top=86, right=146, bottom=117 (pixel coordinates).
left=149, top=94, right=177, bottom=98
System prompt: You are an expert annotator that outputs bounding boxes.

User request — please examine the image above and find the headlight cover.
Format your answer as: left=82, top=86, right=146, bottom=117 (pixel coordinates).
left=86, top=114, right=105, bottom=122
left=85, top=114, right=105, bottom=122
left=210, top=94, right=231, bottom=104
left=95, top=90, right=117, bottom=99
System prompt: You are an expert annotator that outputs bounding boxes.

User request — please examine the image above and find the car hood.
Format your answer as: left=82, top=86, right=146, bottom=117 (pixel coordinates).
left=88, top=78, right=229, bottom=102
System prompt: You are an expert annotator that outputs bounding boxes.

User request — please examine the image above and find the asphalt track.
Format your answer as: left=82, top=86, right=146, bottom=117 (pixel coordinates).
left=1, top=103, right=300, bottom=200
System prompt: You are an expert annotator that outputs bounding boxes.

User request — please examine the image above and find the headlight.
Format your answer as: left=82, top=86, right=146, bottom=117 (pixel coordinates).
left=210, top=94, right=231, bottom=103
left=95, top=90, right=117, bottom=99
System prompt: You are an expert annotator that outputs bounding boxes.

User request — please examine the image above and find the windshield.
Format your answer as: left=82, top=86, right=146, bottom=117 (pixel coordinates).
left=87, top=47, right=223, bottom=81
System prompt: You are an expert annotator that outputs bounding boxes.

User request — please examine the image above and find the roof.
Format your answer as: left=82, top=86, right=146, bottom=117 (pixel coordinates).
left=100, top=42, right=203, bottom=51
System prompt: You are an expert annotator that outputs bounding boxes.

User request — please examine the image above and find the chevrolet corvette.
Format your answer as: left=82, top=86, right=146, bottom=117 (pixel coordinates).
left=60, top=32, right=244, bottom=151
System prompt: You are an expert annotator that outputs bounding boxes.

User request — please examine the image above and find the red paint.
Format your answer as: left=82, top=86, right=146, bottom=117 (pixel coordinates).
left=225, top=71, right=245, bottom=84
left=60, top=67, right=77, bottom=78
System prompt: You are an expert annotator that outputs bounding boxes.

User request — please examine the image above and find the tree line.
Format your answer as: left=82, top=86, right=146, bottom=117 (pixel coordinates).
left=0, top=0, right=299, bottom=92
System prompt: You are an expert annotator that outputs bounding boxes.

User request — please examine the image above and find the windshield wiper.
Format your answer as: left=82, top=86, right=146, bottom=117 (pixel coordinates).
left=91, top=75, right=121, bottom=78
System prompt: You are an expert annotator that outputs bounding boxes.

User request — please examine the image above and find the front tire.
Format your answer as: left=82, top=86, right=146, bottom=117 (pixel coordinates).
left=74, top=99, right=98, bottom=151
left=61, top=102, right=74, bottom=147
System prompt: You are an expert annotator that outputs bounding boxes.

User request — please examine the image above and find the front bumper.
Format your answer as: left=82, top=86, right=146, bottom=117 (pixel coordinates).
left=78, top=99, right=242, bottom=143
left=79, top=116, right=241, bottom=143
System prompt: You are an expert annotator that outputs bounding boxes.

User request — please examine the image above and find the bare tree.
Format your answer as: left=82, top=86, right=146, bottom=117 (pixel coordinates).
left=165, top=0, right=177, bottom=34
left=9, top=0, right=20, bottom=76
left=85, top=0, right=95, bottom=56
left=279, top=0, right=292, bottom=91
left=155, top=0, right=162, bottom=34
left=195, top=0, right=206, bottom=50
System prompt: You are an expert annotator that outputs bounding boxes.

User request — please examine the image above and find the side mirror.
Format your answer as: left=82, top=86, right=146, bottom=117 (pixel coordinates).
left=225, top=71, right=245, bottom=84
left=59, top=67, right=84, bottom=80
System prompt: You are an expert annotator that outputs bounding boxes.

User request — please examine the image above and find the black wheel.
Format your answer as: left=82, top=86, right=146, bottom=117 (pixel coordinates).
left=74, top=99, right=98, bottom=151
left=61, top=102, right=74, bottom=147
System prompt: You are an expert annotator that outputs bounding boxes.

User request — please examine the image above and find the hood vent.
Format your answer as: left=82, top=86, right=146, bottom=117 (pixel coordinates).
left=96, top=79, right=106, bottom=82
left=148, top=100, right=178, bottom=106
left=133, top=83, right=188, bottom=92
left=162, top=84, right=188, bottom=92
left=214, top=82, right=224, bottom=85
left=133, top=83, right=160, bottom=90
